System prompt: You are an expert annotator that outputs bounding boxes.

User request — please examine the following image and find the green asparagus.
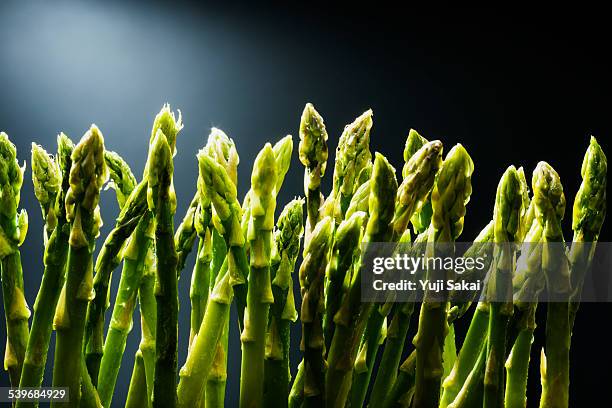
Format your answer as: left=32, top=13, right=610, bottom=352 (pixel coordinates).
left=52, top=125, right=108, bottom=408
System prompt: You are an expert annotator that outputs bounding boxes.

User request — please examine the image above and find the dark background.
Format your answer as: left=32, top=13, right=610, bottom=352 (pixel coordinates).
left=1, top=1, right=609, bottom=406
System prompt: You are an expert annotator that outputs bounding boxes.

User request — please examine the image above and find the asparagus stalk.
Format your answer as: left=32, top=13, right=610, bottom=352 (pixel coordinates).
left=330, top=109, right=373, bottom=222
left=568, top=136, right=607, bottom=326
left=382, top=350, right=417, bottom=408
left=447, top=346, right=486, bottom=408
left=361, top=140, right=443, bottom=406
left=125, top=351, right=149, bottom=408
left=175, top=192, right=199, bottom=277
left=201, top=128, right=241, bottom=406
left=177, top=147, right=247, bottom=408
left=483, top=165, right=525, bottom=408
left=403, top=129, right=433, bottom=234
left=0, top=132, right=30, bottom=388
left=17, top=137, right=72, bottom=402
left=532, top=162, right=571, bottom=408
left=238, top=135, right=292, bottom=330
left=147, top=130, right=180, bottom=408
left=322, top=210, right=364, bottom=354
left=299, top=103, right=328, bottom=239
left=97, top=213, right=153, bottom=407
left=413, top=144, right=474, bottom=408
left=264, top=199, right=304, bottom=408
left=298, top=216, right=333, bottom=407
left=125, top=248, right=157, bottom=408
left=189, top=197, right=212, bottom=346
left=138, top=249, right=158, bottom=405
left=31, top=143, right=61, bottom=241
left=51, top=125, right=108, bottom=408
left=326, top=153, right=397, bottom=408
left=84, top=105, right=182, bottom=383
left=504, top=171, right=544, bottom=408
left=369, top=232, right=428, bottom=406
left=104, top=150, right=137, bottom=209
left=392, top=139, right=443, bottom=238
left=240, top=144, right=278, bottom=408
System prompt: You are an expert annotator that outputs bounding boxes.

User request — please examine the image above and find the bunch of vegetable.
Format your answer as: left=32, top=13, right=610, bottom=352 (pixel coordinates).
left=0, top=102, right=606, bottom=408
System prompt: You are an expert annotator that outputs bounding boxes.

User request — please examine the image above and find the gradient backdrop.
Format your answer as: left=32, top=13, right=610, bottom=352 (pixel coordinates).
left=1, top=1, right=610, bottom=406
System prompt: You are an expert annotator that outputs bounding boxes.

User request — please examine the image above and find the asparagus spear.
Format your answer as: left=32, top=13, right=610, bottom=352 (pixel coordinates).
left=147, top=130, right=180, bottom=408
left=326, top=153, right=397, bottom=408
left=175, top=192, right=200, bottom=280
left=201, top=128, right=240, bottom=407
left=532, top=162, right=571, bottom=408
left=354, top=140, right=442, bottom=407
left=84, top=105, right=182, bottom=383
left=264, top=199, right=304, bottom=408
left=403, top=129, right=433, bottom=234
left=299, top=216, right=333, bottom=407
left=238, top=135, right=293, bottom=330
left=322, top=210, right=364, bottom=354
left=105, top=150, right=137, bottom=209
left=299, top=103, right=328, bottom=239
left=330, top=109, right=373, bottom=222
left=413, top=144, right=474, bottom=408
left=177, top=147, right=247, bottom=408
left=368, top=232, right=428, bottom=407
left=17, top=137, right=72, bottom=402
left=31, top=143, right=61, bottom=241
left=51, top=125, right=108, bottom=408
left=569, top=136, right=607, bottom=326
left=240, top=144, right=279, bottom=408
left=0, top=132, right=30, bottom=388
left=391, top=139, right=442, bottom=238
left=483, top=165, right=526, bottom=408
left=382, top=350, right=417, bottom=408
left=97, top=213, right=153, bottom=407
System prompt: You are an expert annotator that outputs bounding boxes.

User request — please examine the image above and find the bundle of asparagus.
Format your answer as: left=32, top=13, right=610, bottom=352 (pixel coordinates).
left=0, top=103, right=606, bottom=408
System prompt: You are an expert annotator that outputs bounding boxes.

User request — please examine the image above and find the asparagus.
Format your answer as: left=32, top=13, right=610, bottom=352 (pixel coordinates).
left=403, top=129, right=433, bottom=234
left=326, top=153, right=397, bottom=408
left=483, top=166, right=525, bottom=408
left=263, top=199, right=304, bottom=408
left=298, top=217, right=333, bottom=407
left=0, top=132, right=30, bottom=388
left=413, top=144, right=474, bottom=408
left=532, top=162, right=570, bottom=408
left=382, top=350, right=417, bottom=408
left=201, top=129, right=240, bottom=407
left=97, top=213, right=153, bottom=407
left=569, top=136, right=607, bottom=326
left=322, top=210, right=364, bottom=354
left=137, top=249, right=158, bottom=406
left=17, top=137, right=72, bottom=402
left=175, top=193, right=200, bottom=277
left=393, top=137, right=442, bottom=237
left=240, top=144, right=279, bottom=408
left=105, top=150, right=137, bottom=209
left=368, top=232, right=428, bottom=406
left=299, top=103, right=328, bottom=238
left=504, top=172, right=543, bottom=408
left=447, top=346, right=486, bottom=408
left=238, top=135, right=292, bottom=330
left=330, top=109, right=373, bottom=221
left=51, top=125, right=108, bottom=408
left=84, top=105, right=182, bottom=383
left=177, top=147, right=247, bottom=408
left=347, top=141, right=440, bottom=407
left=31, top=143, right=61, bottom=241
left=441, top=224, right=499, bottom=408
left=147, top=130, right=180, bottom=408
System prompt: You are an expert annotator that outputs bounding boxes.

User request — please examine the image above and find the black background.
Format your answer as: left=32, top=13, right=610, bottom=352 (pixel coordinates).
left=1, top=1, right=609, bottom=406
